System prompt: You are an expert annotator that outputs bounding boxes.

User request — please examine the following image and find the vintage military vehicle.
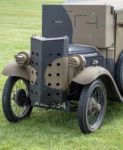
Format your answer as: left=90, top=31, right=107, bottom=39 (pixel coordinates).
left=2, top=0, right=123, bottom=134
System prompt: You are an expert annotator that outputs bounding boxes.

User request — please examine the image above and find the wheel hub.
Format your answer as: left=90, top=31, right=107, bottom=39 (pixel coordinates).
left=89, top=97, right=101, bottom=113
left=15, top=89, right=27, bottom=107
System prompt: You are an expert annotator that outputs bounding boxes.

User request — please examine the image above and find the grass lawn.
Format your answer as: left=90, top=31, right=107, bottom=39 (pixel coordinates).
left=0, top=0, right=123, bottom=150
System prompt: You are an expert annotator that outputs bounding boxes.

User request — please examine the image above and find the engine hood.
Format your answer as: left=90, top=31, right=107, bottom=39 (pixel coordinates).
left=69, top=44, right=98, bottom=56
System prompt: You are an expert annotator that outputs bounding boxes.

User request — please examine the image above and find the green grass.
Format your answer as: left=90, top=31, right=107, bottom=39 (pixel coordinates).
left=0, top=0, right=123, bottom=150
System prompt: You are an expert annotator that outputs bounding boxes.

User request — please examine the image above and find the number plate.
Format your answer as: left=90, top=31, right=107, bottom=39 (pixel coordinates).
left=37, top=102, right=67, bottom=111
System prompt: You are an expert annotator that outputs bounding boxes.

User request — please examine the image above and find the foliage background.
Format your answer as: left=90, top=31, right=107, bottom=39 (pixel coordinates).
left=0, top=0, right=123, bottom=149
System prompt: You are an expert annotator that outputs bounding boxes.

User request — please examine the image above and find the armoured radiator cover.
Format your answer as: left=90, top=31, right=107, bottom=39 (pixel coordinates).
left=30, top=36, right=69, bottom=106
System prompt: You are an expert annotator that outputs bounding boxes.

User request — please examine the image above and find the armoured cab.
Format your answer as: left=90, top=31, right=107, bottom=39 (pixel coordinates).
left=42, top=4, right=114, bottom=48
left=42, top=4, right=115, bottom=75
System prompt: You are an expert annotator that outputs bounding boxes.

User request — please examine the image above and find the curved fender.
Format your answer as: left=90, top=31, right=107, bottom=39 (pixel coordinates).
left=2, top=61, right=36, bottom=82
left=72, top=66, right=111, bottom=85
left=72, top=66, right=123, bottom=103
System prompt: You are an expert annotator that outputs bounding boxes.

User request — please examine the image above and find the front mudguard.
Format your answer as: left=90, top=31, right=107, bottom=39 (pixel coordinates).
left=72, top=66, right=123, bottom=103
left=2, top=61, right=37, bottom=83
left=72, top=66, right=111, bottom=85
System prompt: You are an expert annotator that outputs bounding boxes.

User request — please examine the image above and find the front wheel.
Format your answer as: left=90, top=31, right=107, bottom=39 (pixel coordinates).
left=2, top=76, right=33, bottom=122
left=78, top=79, right=107, bottom=134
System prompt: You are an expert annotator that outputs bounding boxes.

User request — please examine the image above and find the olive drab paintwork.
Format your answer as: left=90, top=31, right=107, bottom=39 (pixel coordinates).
left=2, top=3, right=123, bottom=105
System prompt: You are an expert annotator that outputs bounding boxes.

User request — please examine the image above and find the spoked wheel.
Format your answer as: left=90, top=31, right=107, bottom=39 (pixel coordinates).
left=2, top=76, right=33, bottom=122
left=78, top=80, right=107, bottom=134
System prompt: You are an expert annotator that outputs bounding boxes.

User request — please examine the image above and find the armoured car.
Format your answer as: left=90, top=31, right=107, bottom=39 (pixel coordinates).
left=2, top=0, right=123, bottom=133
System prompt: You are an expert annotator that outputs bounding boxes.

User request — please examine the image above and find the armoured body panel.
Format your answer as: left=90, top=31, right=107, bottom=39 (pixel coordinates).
left=115, top=10, right=123, bottom=61
left=30, top=36, right=69, bottom=106
left=42, top=5, right=114, bottom=48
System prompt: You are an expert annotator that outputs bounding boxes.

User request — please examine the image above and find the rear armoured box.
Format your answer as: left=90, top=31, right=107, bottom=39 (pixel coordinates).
left=30, top=36, right=69, bottom=106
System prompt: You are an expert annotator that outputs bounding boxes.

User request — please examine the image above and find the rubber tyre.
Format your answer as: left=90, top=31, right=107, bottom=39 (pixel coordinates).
left=116, top=51, right=123, bottom=94
left=2, top=76, right=33, bottom=123
left=78, top=80, right=107, bottom=134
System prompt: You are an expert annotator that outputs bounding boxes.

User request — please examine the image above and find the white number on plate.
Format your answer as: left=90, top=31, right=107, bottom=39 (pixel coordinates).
left=51, top=102, right=66, bottom=109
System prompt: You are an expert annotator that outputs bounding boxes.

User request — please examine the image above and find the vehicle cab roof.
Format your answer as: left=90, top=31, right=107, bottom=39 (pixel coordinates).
left=65, top=0, right=123, bottom=11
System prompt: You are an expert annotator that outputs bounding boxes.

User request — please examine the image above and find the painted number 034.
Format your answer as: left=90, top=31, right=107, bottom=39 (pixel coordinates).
left=51, top=103, right=66, bottom=109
